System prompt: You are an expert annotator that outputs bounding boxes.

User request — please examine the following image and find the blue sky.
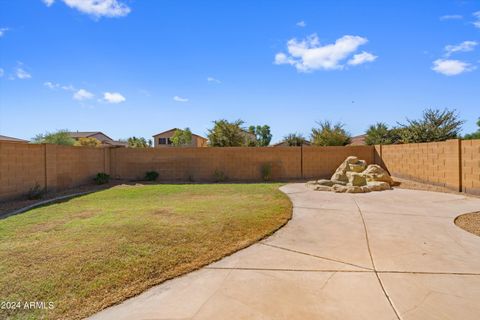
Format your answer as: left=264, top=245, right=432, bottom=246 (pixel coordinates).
left=1, top=0, right=479, bottom=143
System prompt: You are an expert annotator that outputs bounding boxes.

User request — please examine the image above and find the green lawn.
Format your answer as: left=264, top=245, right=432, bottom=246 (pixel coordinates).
left=0, top=183, right=292, bottom=320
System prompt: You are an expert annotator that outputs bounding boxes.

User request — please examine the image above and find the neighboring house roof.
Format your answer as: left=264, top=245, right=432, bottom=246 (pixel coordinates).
left=349, top=134, right=367, bottom=146
left=103, top=140, right=128, bottom=147
left=152, top=128, right=208, bottom=140
left=0, top=135, right=29, bottom=143
left=241, top=129, right=257, bottom=141
left=272, top=140, right=311, bottom=147
left=67, top=131, right=127, bottom=147
left=68, top=131, right=114, bottom=141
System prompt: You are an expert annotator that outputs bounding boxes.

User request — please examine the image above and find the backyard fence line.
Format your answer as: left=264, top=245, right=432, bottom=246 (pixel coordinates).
left=0, top=139, right=479, bottom=201
left=376, top=139, right=480, bottom=195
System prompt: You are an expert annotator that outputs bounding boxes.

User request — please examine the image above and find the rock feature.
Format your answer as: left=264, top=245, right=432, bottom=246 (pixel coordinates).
left=307, top=156, right=394, bottom=193
left=362, top=164, right=394, bottom=185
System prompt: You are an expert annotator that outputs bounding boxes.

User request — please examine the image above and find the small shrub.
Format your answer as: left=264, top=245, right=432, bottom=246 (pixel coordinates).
left=27, top=183, right=45, bottom=200
left=145, top=171, right=159, bottom=181
left=94, top=172, right=110, bottom=185
left=261, top=163, right=272, bottom=181
left=213, top=169, right=227, bottom=182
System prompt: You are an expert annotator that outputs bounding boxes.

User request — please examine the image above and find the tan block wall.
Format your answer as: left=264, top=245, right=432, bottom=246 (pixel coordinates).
left=0, top=142, right=108, bottom=201
left=55, top=145, right=106, bottom=189
left=379, top=139, right=462, bottom=191
left=302, top=146, right=374, bottom=179
left=111, top=147, right=303, bottom=181
left=0, top=142, right=46, bottom=200
left=2, top=139, right=478, bottom=201
left=461, top=139, right=480, bottom=195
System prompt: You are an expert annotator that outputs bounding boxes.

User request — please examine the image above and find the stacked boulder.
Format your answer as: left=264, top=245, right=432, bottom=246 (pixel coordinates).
left=307, top=156, right=394, bottom=193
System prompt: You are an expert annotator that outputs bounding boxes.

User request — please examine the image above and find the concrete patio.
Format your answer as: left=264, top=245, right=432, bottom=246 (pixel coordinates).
left=91, top=183, right=480, bottom=320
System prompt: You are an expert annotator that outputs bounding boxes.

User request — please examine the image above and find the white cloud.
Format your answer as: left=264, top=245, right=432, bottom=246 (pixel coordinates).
left=296, top=21, right=306, bottom=27
left=173, top=96, right=189, bottom=102
left=474, top=11, right=480, bottom=28
left=61, top=84, right=75, bottom=91
left=103, top=91, right=126, bottom=103
left=274, top=34, right=374, bottom=72
left=0, top=68, right=4, bottom=77
left=44, top=81, right=60, bottom=89
left=439, top=14, right=463, bottom=21
left=207, top=76, right=221, bottom=83
left=0, top=27, right=9, bottom=37
left=44, top=81, right=76, bottom=91
left=42, top=0, right=55, bottom=6
left=444, top=41, right=477, bottom=57
left=44, top=0, right=130, bottom=18
left=432, top=59, right=475, bottom=76
left=73, top=89, right=94, bottom=100
left=347, top=51, right=377, bottom=65
left=16, top=68, right=31, bottom=79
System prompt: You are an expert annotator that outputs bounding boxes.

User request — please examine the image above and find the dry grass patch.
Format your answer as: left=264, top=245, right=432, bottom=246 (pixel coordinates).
left=455, top=212, right=480, bottom=237
left=0, top=183, right=291, bottom=320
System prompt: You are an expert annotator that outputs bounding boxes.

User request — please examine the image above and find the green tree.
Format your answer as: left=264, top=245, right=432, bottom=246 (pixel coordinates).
left=74, top=137, right=102, bottom=147
left=32, top=130, right=75, bottom=146
left=171, top=128, right=193, bottom=146
left=311, top=121, right=351, bottom=146
left=365, top=122, right=402, bottom=145
left=282, top=133, right=307, bottom=146
left=248, top=125, right=272, bottom=146
left=463, top=118, right=480, bottom=140
left=207, top=119, right=247, bottom=147
left=126, top=136, right=150, bottom=148
left=398, top=108, right=464, bottom=143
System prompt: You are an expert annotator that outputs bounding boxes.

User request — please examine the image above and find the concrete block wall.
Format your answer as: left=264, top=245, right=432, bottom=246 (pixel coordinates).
left=2, top=139, right=479, bottom=201
left=377, top=139, right=480, bottom=194
left=0, top=142, right=106, bottom=200
left=54, top=145, right=106, bottom=189
left=111, top=147, right=303, bottom=182
left=461, top=139, right=480, bottom=195
left=0, top=142, right=46, bottom=200
left=302, top=146, right=374, bottom=179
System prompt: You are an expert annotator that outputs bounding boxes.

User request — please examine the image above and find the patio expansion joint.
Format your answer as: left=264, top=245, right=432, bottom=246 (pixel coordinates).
left=351, top=196, right=403, bottom=320
left=205, top=266, right=372, bottom=273
left=293, top=206, right=361, bottom=214
left=203, top=267, right=480, bottom=276
left=377, top=270, right=480, bottom=276
left=189, top=268, right=233, bottom=319
left=259, top=242, right=372, bottom=271
left=360, top=210, right=453, bottom=219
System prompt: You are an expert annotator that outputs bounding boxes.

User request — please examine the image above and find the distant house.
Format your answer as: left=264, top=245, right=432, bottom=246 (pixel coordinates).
left=241, top=130, right=258, bottom=146
left=0, top=135, right=29, bottom=143
left=348, top=134, right=367, bottom=146
left=153, top=128, right=208, bottom=148
left=273, top=140, right=311, bottom=147
left=67, top=131, right=127, bottom=147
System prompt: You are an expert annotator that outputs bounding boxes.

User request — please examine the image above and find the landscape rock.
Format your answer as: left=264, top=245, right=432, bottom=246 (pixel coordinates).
left=316, top=179, right=335, bottom=187
left=307, top=156, right=394, bottom=193
left=345, top=186, right=364, bottom=193
left=366, top=181, right=391, bottom=191
left=348, top=172, right=367, bottom=186
left=362, top=165, right=394, bottom=186
left=330, top=156, right=368, bottom=182
left=313, top=185, right=332, bottom=192
left=331, top=184, right=348, bottom=193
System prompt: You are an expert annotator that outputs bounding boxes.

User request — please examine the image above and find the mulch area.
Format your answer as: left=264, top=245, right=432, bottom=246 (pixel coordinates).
left=455, top=212, right=480, bottom=237
left=393, top=176, right=479, bottom=198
